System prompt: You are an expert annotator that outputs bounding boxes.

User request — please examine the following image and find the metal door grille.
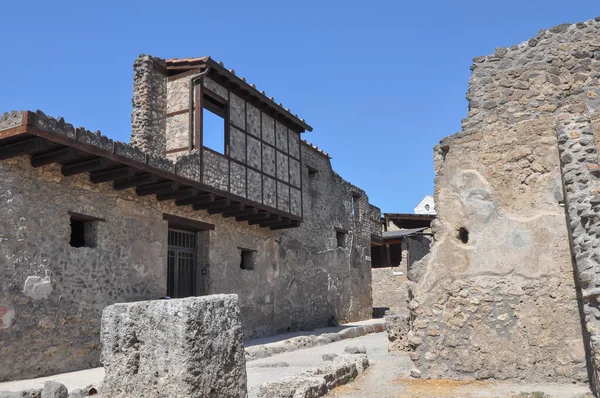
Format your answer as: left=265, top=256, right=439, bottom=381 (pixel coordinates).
left=167, top=229, right=197, bottom=298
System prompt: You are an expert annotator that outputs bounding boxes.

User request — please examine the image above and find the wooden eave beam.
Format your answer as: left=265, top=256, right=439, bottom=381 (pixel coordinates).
left=236, top=211, right=270, bottom=222
left=271, top=220, right=300, bottom=230
left=193, top=198, right=229, bottom=211
left=209, top=202, right=243, bottom=215
left=261, top=217, right=290, bottom=228
left=249, top=215, right=281, bottom=226
left=30, top=147, right=76, bottom=167
left=61, top=158, right=109, bottom=177
left=175, top=193, right=215, bottom=206
left=90, top=166, right=136, bottom=184
left=223, top=207, right=258, bottom=218
left=113, top=174, right=158, bottom=190
left=0, top=138, right=49, bottom=160
left=156, top=188, right=198, bottom=201
left=136, top=181, right=179, bottom=196
left=10, top=119, right=305, bottom=225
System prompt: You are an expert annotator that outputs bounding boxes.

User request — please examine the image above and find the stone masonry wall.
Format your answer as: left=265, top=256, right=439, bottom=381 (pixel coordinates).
left=163, top=68, right=303, bottom=218
left=0, top=134, right=376, bottom=381
left=407, top=18, right=600, bottom=383
left=131, top=55, right=167, bottom=156
left=372, top=268, right=408, bottom=315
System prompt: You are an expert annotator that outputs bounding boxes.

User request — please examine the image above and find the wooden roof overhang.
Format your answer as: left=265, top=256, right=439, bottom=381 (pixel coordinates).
left=383, top=213, right=435, bottom=230
left=166, top=57, right=313, bottom=134
left=0, top=111, right=300, bottom=230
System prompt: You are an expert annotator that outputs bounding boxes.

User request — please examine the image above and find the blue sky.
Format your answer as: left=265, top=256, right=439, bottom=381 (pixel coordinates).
left=2, top=1, right=599, bottom=212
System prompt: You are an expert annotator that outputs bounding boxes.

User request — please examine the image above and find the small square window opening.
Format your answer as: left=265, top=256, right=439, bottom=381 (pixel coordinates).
left=336, top=230, right=347, bottom=248
left=240, top=249, right=256, bottom=270
left=69, top=214, right=99, bottom=248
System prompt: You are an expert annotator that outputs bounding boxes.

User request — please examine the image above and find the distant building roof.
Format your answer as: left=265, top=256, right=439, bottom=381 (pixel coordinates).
left=383, top=213, right=435, bottom=229
left=414, top=195, right=436, bottom=215
left=382, top=227, right=428, bottom=239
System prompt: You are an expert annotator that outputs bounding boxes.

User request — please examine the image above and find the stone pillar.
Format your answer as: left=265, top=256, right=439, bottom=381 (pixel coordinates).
left=101, top=295, right=247, bottom=398
left=130, top=55, right=167, bottom=156
left=556, top=112, right=600, bottom=393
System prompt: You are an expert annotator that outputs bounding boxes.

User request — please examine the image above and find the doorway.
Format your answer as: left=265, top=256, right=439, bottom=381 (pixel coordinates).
left=167, top=228, right=197, bottom=298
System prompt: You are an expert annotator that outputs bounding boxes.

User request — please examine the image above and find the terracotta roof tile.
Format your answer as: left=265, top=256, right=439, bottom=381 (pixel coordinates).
left=301, top=139, right=330, bottom=158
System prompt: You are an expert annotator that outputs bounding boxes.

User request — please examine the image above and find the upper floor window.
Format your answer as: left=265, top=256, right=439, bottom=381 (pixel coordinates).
left=202, top=92, right=226, bottom=155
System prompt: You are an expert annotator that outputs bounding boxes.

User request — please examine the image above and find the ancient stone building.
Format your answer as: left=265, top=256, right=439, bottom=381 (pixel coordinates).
left=371, top=212, right=433, bottom=316
left=0, top=55, right=381, bottom=381
left=407, top=17, right=600, bottom=392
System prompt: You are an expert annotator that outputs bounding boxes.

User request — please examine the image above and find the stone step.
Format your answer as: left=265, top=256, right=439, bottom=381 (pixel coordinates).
left=245, top=320, right=385, bottom=361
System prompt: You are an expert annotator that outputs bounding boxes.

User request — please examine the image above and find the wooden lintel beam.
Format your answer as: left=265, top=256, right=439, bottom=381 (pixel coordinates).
left=0, top=138, right=48, bottom=160
left=208, top=202, right=243, bottom=215
left=162, top=213, right=215, bottom=231
left=156, top=188, right=198, bottom=201
left=61, top=158, right=109, bottom=177
left=249, top=215, right=281, bottom=226
left=30, top=147, right=75, bottom=168
left=136, top=181, right=179, bottom=196
left=223, top=207, right=258, bottom=218
left=175, top=193, right=215, bottom=206
left=193, top=198, right=229, bottom=211
left=90, top=166, right=135, bottom=184
left=270, top=220, right=299, bottom=230
left=237, top=212, right=270, bottom=222
left=113, top=174, right=158, bottom=190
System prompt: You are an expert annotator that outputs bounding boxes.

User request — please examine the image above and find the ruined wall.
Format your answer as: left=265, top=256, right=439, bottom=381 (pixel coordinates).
left=371, top=234, right=430, bottom=316
left=406, top=235, right=431, bottom=267
left=372, top=268, right=408, bottom=315
left=131, top=55, right=167, bottom=156
left=407, top=19, right=600, bottom=383
left=0, top=140, right=375, bottom=381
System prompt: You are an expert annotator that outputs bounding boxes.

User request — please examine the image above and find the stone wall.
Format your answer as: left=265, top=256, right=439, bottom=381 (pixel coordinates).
left=0, top=134, right=376, bottom=381
left=371, top=268, right=408, bottom=315
left=131, top=55, right=167, bottom=156
left=371, top=235, right=429, bottom=316
left=406, top=235, right=431, bottom=267
left=407, top=18, right=600, bottom=384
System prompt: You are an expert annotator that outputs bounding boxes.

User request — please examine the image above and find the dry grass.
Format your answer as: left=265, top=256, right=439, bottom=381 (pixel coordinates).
left=392, top=378, right=497, bottom=397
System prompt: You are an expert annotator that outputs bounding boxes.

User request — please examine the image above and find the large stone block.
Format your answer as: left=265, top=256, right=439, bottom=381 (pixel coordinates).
left=100, top=295, right=247, bottom=398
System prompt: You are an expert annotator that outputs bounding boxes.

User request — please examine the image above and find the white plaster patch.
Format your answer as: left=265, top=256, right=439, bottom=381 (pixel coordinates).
left=0, top=304, right=15, bottom=329
left=130, top=240, right=164, bottom=278
left=23, top=276, right=53, bottom=300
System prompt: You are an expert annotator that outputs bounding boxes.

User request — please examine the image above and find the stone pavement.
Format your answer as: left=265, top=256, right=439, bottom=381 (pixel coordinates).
left=1, top=327, right=594, bottom=397
left=0, top=319, right=384, bottom=394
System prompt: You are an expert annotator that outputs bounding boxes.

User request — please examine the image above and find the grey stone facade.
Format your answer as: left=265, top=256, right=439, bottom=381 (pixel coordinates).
left=407, top=17, right=600, bottom=386
left=0, top=59, right=380, bottom=381
left=131, top=55, right=167, bottom=156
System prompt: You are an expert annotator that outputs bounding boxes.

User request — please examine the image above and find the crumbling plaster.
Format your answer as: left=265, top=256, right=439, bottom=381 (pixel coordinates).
left=408, top=18, right=600, bottom=383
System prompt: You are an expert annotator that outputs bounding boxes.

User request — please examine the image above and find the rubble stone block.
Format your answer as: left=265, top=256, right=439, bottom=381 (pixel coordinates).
left=257, top=376, right=327, bottom=398
left=385, top=313, right=411, bottom=352
left=41, top=381, right=68, bottom=398
left=100, top=295, right=247, bottom=398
